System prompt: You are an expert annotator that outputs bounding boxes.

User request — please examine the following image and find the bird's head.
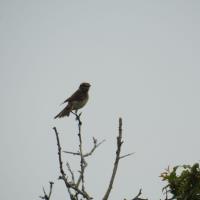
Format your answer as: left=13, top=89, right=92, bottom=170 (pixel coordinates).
left=79, top=82, right=91, bottom=92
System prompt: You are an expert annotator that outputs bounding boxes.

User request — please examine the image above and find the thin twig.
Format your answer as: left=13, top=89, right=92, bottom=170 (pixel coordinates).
left=53, top=127, right=65, bottom=176
left=63, top=151, right=80, bottom=156
left=131, top=189, right=148, bottom=200
left=84, top=138, right=106, bottom=157
left=66, top=162, right=75, bottom=184
left=119, top=152, right=135, bottom=159
left=163, top=187, right=169, bottom=200
left=102, top=118, right=123, bottom=200
left=39, top=181, right=54, bottom=200
left=63, top=138, right=106, bottom=157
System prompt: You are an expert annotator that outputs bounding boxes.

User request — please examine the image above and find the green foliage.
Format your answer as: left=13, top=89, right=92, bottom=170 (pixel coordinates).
left=160, top=163, right=200, bottom=200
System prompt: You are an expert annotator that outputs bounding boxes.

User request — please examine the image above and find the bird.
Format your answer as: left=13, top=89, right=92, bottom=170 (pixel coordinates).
left=54, top=82, right=91, bottom=119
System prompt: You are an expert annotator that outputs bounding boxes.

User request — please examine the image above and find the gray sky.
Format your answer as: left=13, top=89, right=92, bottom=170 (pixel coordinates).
left=1, top=1, right=200, bottom=200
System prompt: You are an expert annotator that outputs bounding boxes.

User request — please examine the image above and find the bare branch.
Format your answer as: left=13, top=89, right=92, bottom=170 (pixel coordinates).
left=84, top=138, right=106, bottom=157
left=63, top=138, right=106, bottom=157
left=66, top=162, right=75, bottom=184
left=39, top=181, right=54, bottom=200
left=63, top=151, right=80, bottom=156
left=53, top=127, right=66, bottom=177
left=71, top=111, right=82, bottom=126
left=119, top=152, right=135, bottom=159
left=75, top=113, right=86, bottom=192
left=130, top=189, right=148, bottom=200
left=53, top=126, right=92, bottom=200
left=68, top=112, right=93, bottom=198
left=102, top=118, right=123, bottom=200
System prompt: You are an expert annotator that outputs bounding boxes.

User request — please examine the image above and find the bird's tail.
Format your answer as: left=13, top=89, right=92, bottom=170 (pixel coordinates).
left=54, top=104, right=72, bottom=119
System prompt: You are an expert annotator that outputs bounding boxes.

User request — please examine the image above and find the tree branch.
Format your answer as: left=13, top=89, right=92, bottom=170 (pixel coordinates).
left=119, top=152, right=135, bottom=159
left=39, top=181, right=54, bottom=200
left=66, top=162, right=75, bottom=184
left=53, top=126, right=92, bottom=200
left=102, top=118, right=123, bottom=200
left=84, top=138, right=106, bottom=157
left=131, top=189, right=148, bottom=200
left=63, top=138, right=106, bottom=157
left=53, top=127, right=65, bottom=177
left=77, top=114, right=86, bottom=192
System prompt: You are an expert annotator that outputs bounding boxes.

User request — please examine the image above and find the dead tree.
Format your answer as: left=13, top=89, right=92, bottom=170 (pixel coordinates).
left=39, top=113, right=147, bottom=200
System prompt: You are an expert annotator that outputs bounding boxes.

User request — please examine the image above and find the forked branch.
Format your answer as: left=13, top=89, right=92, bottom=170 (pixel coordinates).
left=39, top=182, right=54, bottom=200
left=53, top=126, right=92, bottom=200
left=63, top=138, right=106, bottom=157
left=131, top=189, right=148, bottom=200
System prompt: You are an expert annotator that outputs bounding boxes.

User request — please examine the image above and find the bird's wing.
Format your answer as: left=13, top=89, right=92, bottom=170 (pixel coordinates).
left=60, top=96, right=71, bottom=105
left=62, top=88, right=85, bottom=103
left=60, top=89, right=79, bottom=104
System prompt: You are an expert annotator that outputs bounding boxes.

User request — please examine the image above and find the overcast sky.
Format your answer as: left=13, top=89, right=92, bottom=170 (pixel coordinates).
left=1, top=1, right=200, bottom=200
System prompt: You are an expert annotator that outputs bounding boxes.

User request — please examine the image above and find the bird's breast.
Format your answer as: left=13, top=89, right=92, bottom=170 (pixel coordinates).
left=72, top=95, right=89, bottom=110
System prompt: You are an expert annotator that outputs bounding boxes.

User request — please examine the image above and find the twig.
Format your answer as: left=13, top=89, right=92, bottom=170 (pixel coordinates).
left=124, top=190, right=148, bottom=200
left=39, top=181, right=54, bottom=200
left=71, top=111, right=82, bottom=126
left=63, top=138, right=106, bottom=157
left=63, top=151, right=80, bottom=156
left=66, top=162, right=75, bottom=184
left=84, top=138, right=106, bottom=157
left=163, top=187, right=170, bottom=200
left=131, top=189, right=148, bottom=200
left=74, top=112, right=87, bottom=191
left=53, top=127, right=65, bottom=176
left=53, top=127, right=74, bottom=199
left=102, top=118, right=123, bottom=200
left=119, top=152, right=135, bottom=159
left=133, top=189, right=142, bottom=199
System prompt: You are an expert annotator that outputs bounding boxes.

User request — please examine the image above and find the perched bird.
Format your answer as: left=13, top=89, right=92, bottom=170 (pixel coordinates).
left=54, top=82, right=91, bottom=118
